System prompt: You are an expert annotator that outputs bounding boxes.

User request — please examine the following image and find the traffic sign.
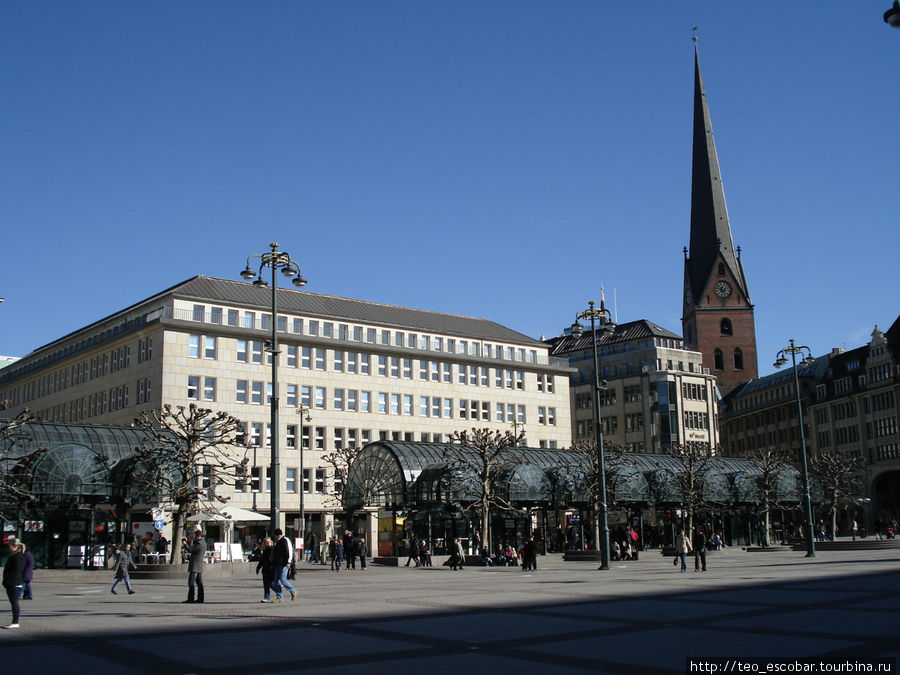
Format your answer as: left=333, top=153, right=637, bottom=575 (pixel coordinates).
left=154, top=520, right=165, bottom=531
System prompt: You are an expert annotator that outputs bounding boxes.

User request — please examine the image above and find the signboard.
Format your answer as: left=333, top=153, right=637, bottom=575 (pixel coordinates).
left=24, top=520, right=44, bottom=532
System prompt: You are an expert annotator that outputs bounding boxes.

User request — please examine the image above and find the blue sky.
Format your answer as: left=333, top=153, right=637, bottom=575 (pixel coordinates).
left=2, top=2, right=897, bottom=375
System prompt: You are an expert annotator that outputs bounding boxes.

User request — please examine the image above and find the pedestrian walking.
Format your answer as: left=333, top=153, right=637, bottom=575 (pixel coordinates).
left=3, top=537, right=25, bottom=629
left=357, top=537, right=367, bottom=570
left=693, top=529, right=707, bottom=572
left=256, top=537, right=274, bottom=602
left=343, top=531, right=356, bottom=570
left=851, top=519, right=858, bottom=542
left=184, top=528, right=206, bottom=604
left=111, top=543, right=137, bottom=595
left=333, top=538, right=344, bottom=571
left=270, top=529, right=297, bottom=602
left=522, top=536, right=537, bottom=571
left=307, top=532, right=320, bottom=563
left=405, top=534, right=420, bottom=567
left=18, top=544, right=34, bottom=600
left=328, top=536, right=338, bottom=570
left=674, top=530, right=691, bottom=572
left=448, top=538, right=465, bottom=570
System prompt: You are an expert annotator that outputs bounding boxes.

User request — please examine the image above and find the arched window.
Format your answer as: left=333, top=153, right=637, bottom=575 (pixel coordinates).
left=734, top=348, right=744, bottom=371
left=720, top=318, right=732, bottom=336
left=714, top=348, right=724, bottom=371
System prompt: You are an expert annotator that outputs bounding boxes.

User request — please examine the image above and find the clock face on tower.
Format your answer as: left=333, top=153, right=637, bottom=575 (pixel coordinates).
left=714, top=281, right=732, bottom=298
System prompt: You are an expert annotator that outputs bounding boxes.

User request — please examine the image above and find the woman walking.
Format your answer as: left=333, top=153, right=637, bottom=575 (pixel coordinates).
left=3, top=537, right=25, bottom=628
left=674, top=530, right=692, bottom=573
left=256, top=537, right=274, bottom=602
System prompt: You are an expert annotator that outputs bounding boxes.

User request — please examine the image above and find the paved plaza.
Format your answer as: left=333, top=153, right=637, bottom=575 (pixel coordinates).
left=0, top=547, right=898, bottom=674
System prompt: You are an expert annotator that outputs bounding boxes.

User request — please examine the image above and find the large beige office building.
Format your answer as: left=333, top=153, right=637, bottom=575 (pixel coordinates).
left=0, top=276, right=573, bottom=541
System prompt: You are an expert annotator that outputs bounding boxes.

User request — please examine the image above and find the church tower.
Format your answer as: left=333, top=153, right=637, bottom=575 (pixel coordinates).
left=681, top=44, right=758, bottom=392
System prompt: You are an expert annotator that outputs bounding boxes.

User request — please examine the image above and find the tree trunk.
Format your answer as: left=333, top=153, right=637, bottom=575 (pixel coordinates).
left=169, top=508, right=185, bottom=564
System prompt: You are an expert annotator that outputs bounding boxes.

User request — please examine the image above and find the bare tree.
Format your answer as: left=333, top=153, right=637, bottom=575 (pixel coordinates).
left=666, top=442, right=713, bottom=537
left=132, top=404, right=245, bottom=563
left=321, top=442, right=366, bottom=524
left=566, top=440, right=629, bottom=550
left=446, top=427, right=524, bottom=551
left=809, top=449, right=865, bottom=539
left=739, top=446, right=792, bottom=547
left=0, top=404, right=43, bottom=527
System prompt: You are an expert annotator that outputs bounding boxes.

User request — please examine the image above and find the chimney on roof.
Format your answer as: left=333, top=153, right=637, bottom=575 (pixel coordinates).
left=830, top=347, right=845, bottom=356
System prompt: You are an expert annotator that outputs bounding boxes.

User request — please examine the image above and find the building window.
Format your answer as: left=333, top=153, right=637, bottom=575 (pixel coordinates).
left=188, top=335, right=200, bottom=358
left=285, top=468, right=297, bottom=493
left=187, top=376, right=200, bottom=400
left=315, top=469, right=325, bottom=493
left=714, top=348, right=724, bottom=371
left=203, top=377, right=216, bottom=401
left=720, top=318, right=732, bottom=336
left=734, top=348, right=744, bottom=371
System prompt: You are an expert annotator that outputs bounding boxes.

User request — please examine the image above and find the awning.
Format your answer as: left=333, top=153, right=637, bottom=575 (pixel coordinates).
left=187, top=506, right=269, bottom=522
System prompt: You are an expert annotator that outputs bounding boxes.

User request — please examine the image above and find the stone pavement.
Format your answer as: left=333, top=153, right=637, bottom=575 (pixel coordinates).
left=1, top=547, right=898, bottom=674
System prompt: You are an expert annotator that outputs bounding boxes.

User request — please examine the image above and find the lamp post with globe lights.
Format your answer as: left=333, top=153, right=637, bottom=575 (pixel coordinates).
left=239, top=243, right=308, bottom=536
left=774, top=340, right=817, bottom=557
left=570, top=298, right=616, bottom=570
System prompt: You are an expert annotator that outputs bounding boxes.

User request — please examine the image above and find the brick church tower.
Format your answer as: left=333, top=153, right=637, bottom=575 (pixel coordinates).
left=682, top=44, right=758, bottom=393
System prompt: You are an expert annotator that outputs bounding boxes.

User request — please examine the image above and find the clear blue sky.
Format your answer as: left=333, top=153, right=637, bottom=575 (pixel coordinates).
left=2, top=2, right=897, bottom=376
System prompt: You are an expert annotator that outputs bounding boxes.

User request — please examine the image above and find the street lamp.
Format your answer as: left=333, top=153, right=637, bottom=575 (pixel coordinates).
left=571, top=298, right=616, bottom=570
left=239, top=242, right=308, bottom=536
left=774, top=339, right=817, bottom=557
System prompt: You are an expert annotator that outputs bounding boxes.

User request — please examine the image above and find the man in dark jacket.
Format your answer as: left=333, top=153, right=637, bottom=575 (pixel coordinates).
left=343, top=531, right=356, bottom=570
left=356, top=537, right=367, bottom=570
left=111, top=543, right=136, bottom=595
left=270, top=529, right=296, bottom=602
left=185, top=530, right=206, bottom=603
left=693, top=528, right=707, bottom=572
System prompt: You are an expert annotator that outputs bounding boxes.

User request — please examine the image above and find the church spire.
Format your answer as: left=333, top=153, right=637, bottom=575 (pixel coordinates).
left=686, top=44, right=746, bottom=303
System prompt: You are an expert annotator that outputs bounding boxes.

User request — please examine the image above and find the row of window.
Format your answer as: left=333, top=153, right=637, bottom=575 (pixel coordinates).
left=2, top=340, right=153, bottom=407
left=204, top=335, right=548, bottom=393
left=187, top=303, right=541, bottom=363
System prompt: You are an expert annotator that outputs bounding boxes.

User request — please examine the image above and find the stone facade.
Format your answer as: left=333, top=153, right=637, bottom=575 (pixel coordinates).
left=0, top=276, right=573, bottom=538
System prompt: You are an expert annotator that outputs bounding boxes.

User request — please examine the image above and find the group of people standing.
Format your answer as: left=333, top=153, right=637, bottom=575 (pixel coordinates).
left=2, top=537, right=34, bottom=629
